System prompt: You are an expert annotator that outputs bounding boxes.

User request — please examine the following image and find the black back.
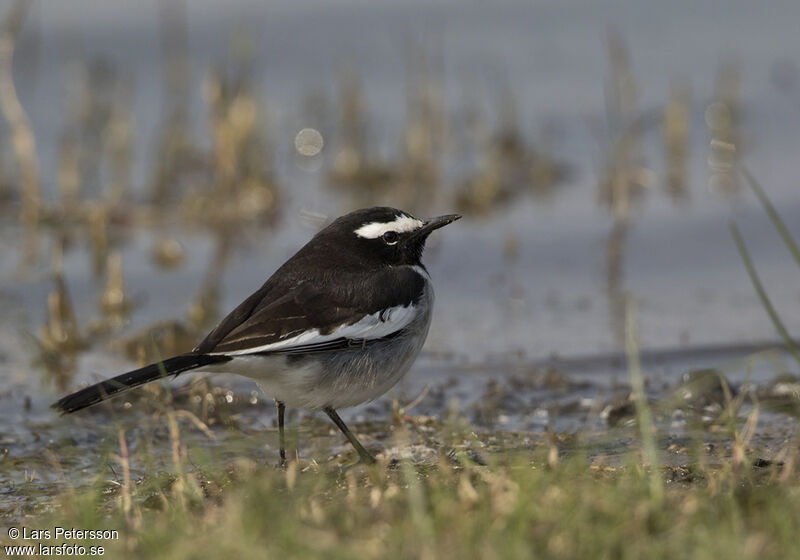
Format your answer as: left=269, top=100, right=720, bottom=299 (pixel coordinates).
left=194, top=207, right=430, bottom=354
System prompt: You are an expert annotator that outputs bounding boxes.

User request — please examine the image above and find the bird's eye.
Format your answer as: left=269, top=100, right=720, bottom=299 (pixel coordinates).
left=382, top=231, right=399, bottom=245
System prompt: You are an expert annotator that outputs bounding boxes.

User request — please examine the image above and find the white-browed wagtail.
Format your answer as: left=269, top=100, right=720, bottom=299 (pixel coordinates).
left=53, top=207, right=460, bottom=464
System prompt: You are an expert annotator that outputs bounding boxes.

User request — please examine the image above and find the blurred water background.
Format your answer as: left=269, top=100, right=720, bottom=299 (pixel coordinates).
left=2, top=0, right=800, bottom=448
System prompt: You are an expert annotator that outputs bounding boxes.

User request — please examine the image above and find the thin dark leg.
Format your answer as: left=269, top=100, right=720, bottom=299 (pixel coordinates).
left=324, top=407, right=377, bottom=464
left=276, top=400, right=286, bottom=466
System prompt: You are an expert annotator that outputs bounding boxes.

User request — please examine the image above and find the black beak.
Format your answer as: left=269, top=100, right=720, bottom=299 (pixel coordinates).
left=410, top=213, right=462, bottom=240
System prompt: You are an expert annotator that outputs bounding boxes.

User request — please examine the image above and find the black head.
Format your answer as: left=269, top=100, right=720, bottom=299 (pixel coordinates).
left=313, top=207, right=461, bottom=268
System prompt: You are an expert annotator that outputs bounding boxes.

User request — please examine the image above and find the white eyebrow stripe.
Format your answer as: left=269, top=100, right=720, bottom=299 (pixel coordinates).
left=354, top=215, right=423, bottom=239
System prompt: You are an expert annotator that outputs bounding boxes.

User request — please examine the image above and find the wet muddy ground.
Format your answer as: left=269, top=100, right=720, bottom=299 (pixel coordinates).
left=3, top=336, right=799, bottom=524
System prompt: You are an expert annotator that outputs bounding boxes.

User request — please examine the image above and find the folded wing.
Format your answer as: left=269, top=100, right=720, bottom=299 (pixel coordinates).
left=201, top=267, right=426, bottom=356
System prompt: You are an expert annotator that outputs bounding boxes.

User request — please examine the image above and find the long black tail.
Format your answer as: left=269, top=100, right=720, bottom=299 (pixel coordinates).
left=52, top=354, right=232, bottom=414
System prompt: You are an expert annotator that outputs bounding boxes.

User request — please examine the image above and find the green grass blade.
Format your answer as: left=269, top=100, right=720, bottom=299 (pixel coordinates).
left=730, top=221, right=800, bottom=368
left=741, top=166, right=800, bottom=269
left=625, top=299, right=663, bottom=504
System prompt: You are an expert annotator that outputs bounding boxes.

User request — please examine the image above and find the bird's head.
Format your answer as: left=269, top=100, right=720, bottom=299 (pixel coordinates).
left=318, top=207, right=461, bottom=268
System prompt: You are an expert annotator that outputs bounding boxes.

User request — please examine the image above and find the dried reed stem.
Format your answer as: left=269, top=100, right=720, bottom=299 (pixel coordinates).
left=0, top=1, right=40, bottom=228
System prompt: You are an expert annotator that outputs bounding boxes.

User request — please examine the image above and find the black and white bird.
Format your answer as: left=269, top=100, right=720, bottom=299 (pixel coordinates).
left=53, top=207, right=460, bottom=464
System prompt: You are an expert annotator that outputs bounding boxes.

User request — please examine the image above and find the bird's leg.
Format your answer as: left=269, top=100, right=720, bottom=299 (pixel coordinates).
left=276, top=400, right=287, bottom=467
left=324, top=407, right=377, bottom=464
